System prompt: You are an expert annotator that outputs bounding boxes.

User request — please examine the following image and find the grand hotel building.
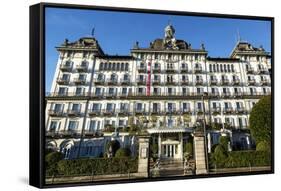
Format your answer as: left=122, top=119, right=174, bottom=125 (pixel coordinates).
left=45, top=24, right=271, bottom=159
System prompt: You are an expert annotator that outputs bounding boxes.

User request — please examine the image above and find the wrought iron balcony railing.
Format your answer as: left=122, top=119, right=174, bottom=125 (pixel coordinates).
left=48, top=109, right=64, bottom=117
left=56, top=78, right=70, bottom=85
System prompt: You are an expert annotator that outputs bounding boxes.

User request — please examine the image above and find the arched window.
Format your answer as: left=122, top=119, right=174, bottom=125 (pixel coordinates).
left=224, top=64, right=227, bottom=72
left=231, top=64, right=234, bottom=72
left=227, top=65, right=230, bottom=72
left=125, top=63, right=129, bottom=70
left=117, top=63, right=120, bottom=71
left=216, top=64, right=219, bottom=72
left=112, top=63, right=116, bottom=71
left=220, top=65, right=223, bottom=72
left=209, top=64, right=212, bottom=72
left=123, top=73, right=130, bottom=81
left=60, top=142, right=74, bottom=159
left=99, top=62, right=104, bottom=70
left=97, top=73, right=104, bottom=80
left=121, top=63, right=125, bottom=71
left=110, top=73, right=117, bottom=81
left=81, top=60, right=88, bottom=67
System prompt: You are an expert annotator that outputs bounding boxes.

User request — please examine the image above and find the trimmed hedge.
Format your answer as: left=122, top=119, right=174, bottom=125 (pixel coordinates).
left=55, top=157, right=138, bottom=176
left=210, top=151, right=271, bottom=169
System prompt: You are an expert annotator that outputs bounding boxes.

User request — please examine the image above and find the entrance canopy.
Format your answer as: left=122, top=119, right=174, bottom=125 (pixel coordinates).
left=147, top=127, right=193, bottom=134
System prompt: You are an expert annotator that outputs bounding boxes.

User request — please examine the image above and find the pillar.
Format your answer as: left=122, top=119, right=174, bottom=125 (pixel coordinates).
left=158, top=134, right=161, bottom=158
left=138, top=135, right=150, bottom=177
left=194, top=132, right=208, bottom=174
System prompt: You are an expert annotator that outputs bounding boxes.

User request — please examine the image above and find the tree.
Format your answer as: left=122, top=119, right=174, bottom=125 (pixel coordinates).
left=213, top=145, right=228, bottom=168
left=219, top=136, right=230, bottom=151
left=256, top=140, right=271, bottom=151
left=249, top=95, right=272, bottom=144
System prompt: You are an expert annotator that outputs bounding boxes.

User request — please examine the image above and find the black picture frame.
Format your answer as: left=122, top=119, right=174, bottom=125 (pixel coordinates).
left=30, top=2, right=274, bottom=188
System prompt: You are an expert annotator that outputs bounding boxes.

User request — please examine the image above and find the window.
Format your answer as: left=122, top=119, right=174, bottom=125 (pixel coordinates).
left=54, top=104, right=62, bottom=112
left=89, top=120, right=96, bottom=131
left=106, top=103, right=113, bottom=111
left=75, top=87, right=84, bottom=96
left=122, top=88, right=127, bottom=95
left=124, top=74, right=129, bottom=81
left=117, top=63, right=120, bottom=70
left=95, top=88, right=101, bottom=95
left=182, top=103, right=190, bottom=111
left=97, top=73, right=104, bottom=80
left=72, top=104, right=80, bottom=111
left=108, top=88, right=115, bottom=95
left=49, top=121, right=58, bottom=131
left=153, top=103, right=159, bottom=112
left=120, top=103, right=128, bottom=111
left=121, top=63, right=125, bottom=71
left=168, top=88, right=173, bottom=95
left=68, top=121, right=78, bottom=131
left=58, top=87, right=67, bottom=96
left=119, top=120, right=125, bottom=127
left=231, top=64, right=234, bottom=72
left=92, top=104, right=100, bottom=112
left=227, top=65, right=230, bottom=72
left=104, top=62, right=108, bottom=70
left=209, top=64, right=212, bottom=72
left=125, top=63, right=129, bottom=71
left=136, top=103, right=142, bottom=111
left=62, top=74, right=69, bottom=80
left=110, top=74, right=117, bottom=81
left=112, top=63, right=116, bottom=71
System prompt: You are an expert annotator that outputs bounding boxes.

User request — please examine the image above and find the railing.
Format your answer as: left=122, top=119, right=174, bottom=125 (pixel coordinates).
left=106, top=79, right=118, bottom=85
left=210, top=79, right=218, bottom=85
left=152, top=67, right=161, bottom=73
left=76, top=64, right=88, bottom=72
left=88, top=109, right=102, bottom=116
left=93, top=78, right=105, bottom=84
left=235, top=107, right=247, bottom=114
left=223, top=107, right=234, bottom=114
left=246, top=67, right=254, bottom=74
left=136, top=79, right=146, bottom=85
left=73, top=78, right=86, bottom=85
left=67, top=109, right=81, bottom=116
left=137, top=66, right=147, bottom=72
left=257, top=68, right=268, bottom=74
left=195, top=79, right=204, bottom=85
left=260, top=80, right=270, bottom=86
left=120, top=79, right=131, bottom=85
left=152, top=79, right=161, bottom=85
left=59, top=64, right=72, bottom=71
left=165, top=67, right=176, bottom=73
left=221, top=79, right=230, bottom=85
left=247, top=80, right=256, bottom=86
left=194, top=67, right=203, bottom=73
left=231, top=79, right=240, bottom=85
left=102, top=109, right=115, bottom=115
left=211, top=107, right=221, bottom=113
left=56, top=78, right=70, bottom=85
left=180, top=80, right=190, bottom=85
left=180, top=67, right=189, bottom=73
left=46, top=91, right=271, bottom=98
left=48, top=109, right=64, bottom=116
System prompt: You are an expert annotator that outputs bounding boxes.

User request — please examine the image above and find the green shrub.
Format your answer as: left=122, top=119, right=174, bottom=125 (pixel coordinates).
left=56, top=157, right=138, bottom=176
left=45, top=152, right=63, bottom=176
left=256, top=141, right=271, bottom=151
left=219, top=136, right=230, bottom=151
left=210, top=150, right=271, bottom=168
left=115, top=148, right=131, bottom=158
left=212, top=145, right=228, bottom=168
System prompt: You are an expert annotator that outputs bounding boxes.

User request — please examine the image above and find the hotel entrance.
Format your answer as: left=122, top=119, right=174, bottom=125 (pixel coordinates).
left=163, top=144, right=178, bottom=158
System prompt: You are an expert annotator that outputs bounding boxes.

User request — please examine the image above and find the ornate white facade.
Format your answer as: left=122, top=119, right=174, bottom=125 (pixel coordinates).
left=45, top=24, right=271, bottom=159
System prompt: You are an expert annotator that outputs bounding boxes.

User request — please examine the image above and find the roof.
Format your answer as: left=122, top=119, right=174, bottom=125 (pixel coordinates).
left=96, top=55, right=134, bottom=59
left=230, top=41, right=269, bottom=57
left=207, top=57, right=240, bottom=62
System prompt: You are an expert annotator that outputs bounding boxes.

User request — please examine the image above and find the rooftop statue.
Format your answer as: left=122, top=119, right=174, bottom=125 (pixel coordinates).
left=163, top=23, right=179, bottom=50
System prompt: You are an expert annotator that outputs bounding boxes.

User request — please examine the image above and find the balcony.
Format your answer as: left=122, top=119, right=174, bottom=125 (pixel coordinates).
left=165, top=81, right=177, bottom=85
left=102, top=109, right=115, bottom=116
left=88, top=109, right=102, bottom=117
left=151, top=109, right=161, bottom=115
left=107, top=79, right=118, bottom=85
left=233, top=92, right=243, bottom=97
left=232, top=79, right=240, bottom=86
left=165, top=108, right=178, bottom=114
left=60, top=64, right=72, bottom=72
left=67, top=109, right=81, bottom=117
left=221, top=79, right=230, bottom=85
left=180, top=80, right=190, bottom=85
left=60, top=130, right=81, bottom=137
left=120, top=79, right=131, bottom=85
left=257, top=68, right=268, bottom=74
left=165, top=67, right=176, bottom=73
left=76, top=64, right=88, bottom=72
left=48, top=109, right=64, bottom=117
left=136, top=79, right=146, bottom=85
left=260, top=80, right=270, bottom=86
left=194, top=67, right=203, bottom=73
left=73, top=78, right=86, bottom=85
left=181, top=108, right=192, bottom=114
left=209, top=92, right=220, bottom=97
left=105, top=92, right=117, bottom=98
left=195, top=79, right=204, bottom=85
left=247, top=79, right=256, bottom=86
left=152, top=79, right=161, bottom=85
left=195, top=109, right=204, bottom=115
left=246, top=67, right=254, bottom=74
left=84, top=130, right=103, bottom=137
left=211, top=107, right=221, bottom=115
left=135, top=109, right=146, bottom=115
left=137, top=66, right=147, bottom=73
left=223, top=107, right=234, bottom=114
left=235, top=107, right=246, bottom=114
left=118, top=109, right=130, bottom=116
left=210, top=79, right=218, bottom=85
left=221, top=92, right=232, bottom=98
left=93, top=78, right=105, bottom=85
left=56, top=78, right=69, bottom=85
left=180, top=67, right=189, bottom=73
left=153, top=67, right=161, bottom=73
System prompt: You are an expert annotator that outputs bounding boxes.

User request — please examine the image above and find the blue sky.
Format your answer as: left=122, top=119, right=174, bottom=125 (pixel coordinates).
left=45, top=7, right=271, bottom=92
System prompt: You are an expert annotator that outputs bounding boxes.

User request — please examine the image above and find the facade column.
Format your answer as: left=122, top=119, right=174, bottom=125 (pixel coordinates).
left=207, top=132, right=212, bottom=153
left=158, top=133, right=161, bottom=158
left=138, top=135, right=150, bottom=177
left=194, top=132, right=208, bottom=174
left=179, top=132, right=183, bottom=159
